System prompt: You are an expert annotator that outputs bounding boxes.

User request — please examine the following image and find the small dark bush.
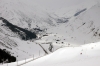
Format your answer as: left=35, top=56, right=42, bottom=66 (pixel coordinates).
left=0, top=49, right=16, bottom=63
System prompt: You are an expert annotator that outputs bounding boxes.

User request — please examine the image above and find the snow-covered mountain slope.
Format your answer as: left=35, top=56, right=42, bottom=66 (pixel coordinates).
left=64, top=3, right=100, bottom=44
left=54, top=0, right=97, bottom=17
left=44, top=2, right=100, bottom=45
left=0, top=0, right=56, bottom=28
left=0, top=18, right=61, bottom=61
left=1, top=42, right=100, bottom=66
left=0, top=0, right=60, bottom=62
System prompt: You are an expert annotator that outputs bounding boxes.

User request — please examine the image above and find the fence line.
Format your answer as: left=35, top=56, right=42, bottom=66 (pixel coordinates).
left=17, top=50, right=45, bottom=66
left=17, top=60, right=18, bottom=66
left=0, top=50, right=46, bottom=66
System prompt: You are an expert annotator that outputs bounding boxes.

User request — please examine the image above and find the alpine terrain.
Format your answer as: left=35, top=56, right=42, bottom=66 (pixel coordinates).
left=0, top=0, right=100, bottom=66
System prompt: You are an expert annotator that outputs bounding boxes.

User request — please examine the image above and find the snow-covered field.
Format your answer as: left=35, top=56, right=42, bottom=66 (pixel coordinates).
left=1, top=42, right=100, bottom=66
left=20, top=42, right=100, bottom=66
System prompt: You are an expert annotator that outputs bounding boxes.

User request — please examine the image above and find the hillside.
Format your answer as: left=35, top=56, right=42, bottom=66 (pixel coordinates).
left=0, top=0, right=60, bottom=62
left=45, top=2, right=100, bottom=45
left=19, top=42, right=100, bottom=66
left=1, top=42, right=100, bottom=66
left=0, top=0, right=57, bottom=28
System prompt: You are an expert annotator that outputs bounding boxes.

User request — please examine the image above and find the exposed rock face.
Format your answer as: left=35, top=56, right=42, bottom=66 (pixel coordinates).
left=0, top=17, right=37, bottom=40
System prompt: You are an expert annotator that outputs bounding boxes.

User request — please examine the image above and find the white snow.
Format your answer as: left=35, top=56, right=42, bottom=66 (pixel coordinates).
left=1, top=42, right=100, bottom=66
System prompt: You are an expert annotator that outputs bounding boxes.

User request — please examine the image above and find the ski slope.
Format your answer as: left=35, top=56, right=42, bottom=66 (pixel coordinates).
left=1, top=42, right=100, bottom=66
left=22, top=42, right=100, bottom=66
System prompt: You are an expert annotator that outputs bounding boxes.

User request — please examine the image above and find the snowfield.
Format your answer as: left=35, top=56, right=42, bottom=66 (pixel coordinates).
left=1, top=42, right=100, bottom=66
left=21, top=42, right=100, bottom=66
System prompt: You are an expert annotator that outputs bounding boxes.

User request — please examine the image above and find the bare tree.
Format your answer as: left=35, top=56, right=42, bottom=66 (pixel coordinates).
left=48, top=43, right=53, bottom=52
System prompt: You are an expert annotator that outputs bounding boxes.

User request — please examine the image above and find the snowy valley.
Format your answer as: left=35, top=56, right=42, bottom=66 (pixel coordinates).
left=0, top=0, right=100, bottom=66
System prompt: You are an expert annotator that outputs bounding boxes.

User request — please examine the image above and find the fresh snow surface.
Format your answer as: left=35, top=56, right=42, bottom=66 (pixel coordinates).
left=1, top=42, right=100, bottom=66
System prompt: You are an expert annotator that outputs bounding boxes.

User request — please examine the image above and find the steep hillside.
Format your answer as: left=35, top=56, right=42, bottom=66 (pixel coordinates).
left=0, top=0, right=59, bottom=63
left=64, top=3, right=100, bottom=44
left=44, top=2, right=100, bottom=45
left=0, top=17, right=37, bottom=40
left=0, top=0, right=56, bottom=28
left=54, top=0, right=97, bottom=17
